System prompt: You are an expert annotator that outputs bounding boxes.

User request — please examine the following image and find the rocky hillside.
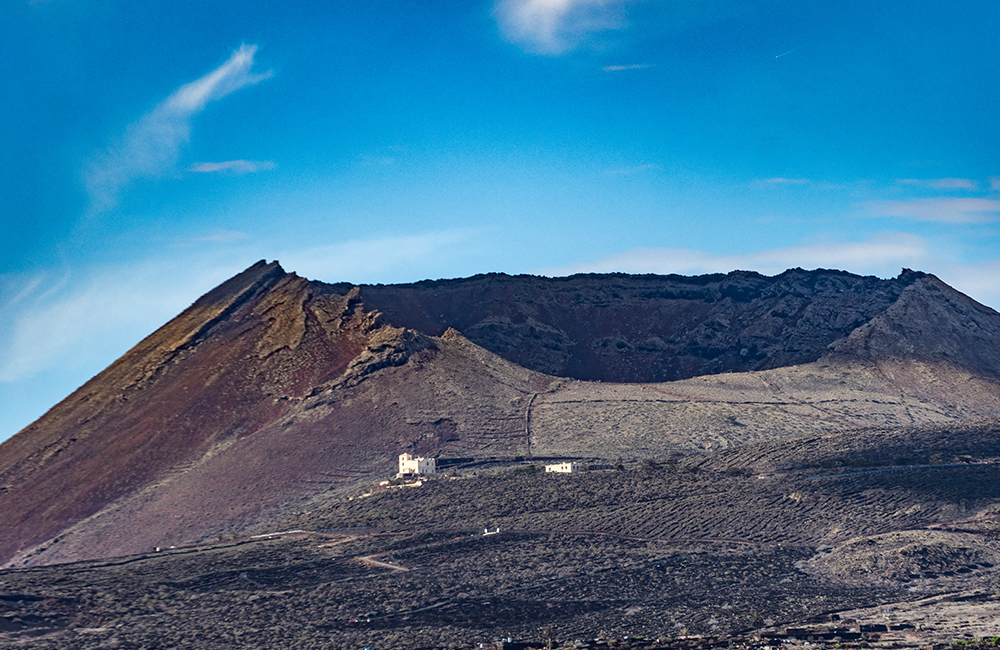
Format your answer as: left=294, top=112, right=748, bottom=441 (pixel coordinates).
left=1, top=261, right=999, bottom=568
left=356, top=268, right=932, bottom=382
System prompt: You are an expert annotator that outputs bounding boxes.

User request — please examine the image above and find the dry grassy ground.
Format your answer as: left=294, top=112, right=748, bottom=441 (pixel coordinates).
left=528, top=361, right=1000, bottom=458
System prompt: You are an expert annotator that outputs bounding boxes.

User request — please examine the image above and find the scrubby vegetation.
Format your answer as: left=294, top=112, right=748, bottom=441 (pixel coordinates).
left=0, top=531, right=895, bottom=649
left=4, top=423, right=1000, bottom=649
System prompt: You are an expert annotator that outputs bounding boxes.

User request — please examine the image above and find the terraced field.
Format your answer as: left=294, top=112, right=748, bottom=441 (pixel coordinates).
left=0, top=530, right=897, bottom=649
left=5, top=419, right=1000, bottom=649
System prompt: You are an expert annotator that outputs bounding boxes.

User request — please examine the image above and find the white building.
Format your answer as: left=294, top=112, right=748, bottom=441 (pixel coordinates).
left=545, top=462, right=584, bottom=473
left=398, top=453, right=436, bottom=477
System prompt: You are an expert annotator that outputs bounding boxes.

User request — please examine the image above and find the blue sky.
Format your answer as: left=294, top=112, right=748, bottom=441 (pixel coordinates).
left=2, top=0, right=999, bottom=443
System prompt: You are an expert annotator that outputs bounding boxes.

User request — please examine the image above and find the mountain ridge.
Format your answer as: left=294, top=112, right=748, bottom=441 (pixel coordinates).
left=1, top=261, right=998, bottom=568
left=353, top=266, right=933, bottom=382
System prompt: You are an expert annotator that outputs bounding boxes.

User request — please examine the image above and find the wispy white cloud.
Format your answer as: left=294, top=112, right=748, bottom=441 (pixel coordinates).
left=189, top=160, right=275, bottom=174
left=358, top=145, right=406, bottom=168
left=861, top=198, right=1000, bottom=223
left=0, top=230, right=468, bottom=388
left=494, top=0, right=629, bottom=54
left=0, top=262, right=235, bottom=384
left=538, top=233, right=930, bottom=280
left=774, top=47, right=800, bottom=59
left=898, top=177, right=977, bottom=190
left=933, top=259, right=1000, bottom=313
left=279, top=231, right=471, bottom=284
left=758, top=177, right=810, bottom=186
left=83, top=44, right=272, bottom=216
left=0, top=229, right=477, bottom=443
left=989, top=176, right=1000, bottom=192
left=0, top=274, right=47, bottom=312
left=2, top=227, right=998, bottom=445
left=0, top=258, right=250, bottom=443
left=603, top=63, right=655, bottom=72
left=495, top=0, right=779, bottom=54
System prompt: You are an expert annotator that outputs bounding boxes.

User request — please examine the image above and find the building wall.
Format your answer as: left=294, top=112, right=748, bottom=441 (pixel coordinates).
left=545, top=462, right=582, bottom=473
left=398, top=453, right=437, bottom=476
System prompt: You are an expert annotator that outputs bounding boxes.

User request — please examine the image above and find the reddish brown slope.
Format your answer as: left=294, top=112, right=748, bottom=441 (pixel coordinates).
left=0, top=261, right=370, bottom=565
left=9, top=329, right=548, bottom=566
left=0, top=262, right=550, bottom=566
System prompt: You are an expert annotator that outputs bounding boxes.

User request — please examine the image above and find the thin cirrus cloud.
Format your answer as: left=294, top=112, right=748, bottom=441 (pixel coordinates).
left=83, top=44, right=272, bottom=216
left=182, top=230, right=252, bottom=244
left=494, top=0, right=771, bottom=54
left=494, top=0, right=629, bottom=54
left=539, top=233, right=930, bottom=279
left=189, top=160, right=276, bottom=174
left=279, top=231, right=472, bottom=285
left=603, top=64, right=655, bottom=72
left=861, top=198, right=1000, bottom=223
left=898, top=178, right=977, bottom=190
left=0, top=260, right=235, bottom=383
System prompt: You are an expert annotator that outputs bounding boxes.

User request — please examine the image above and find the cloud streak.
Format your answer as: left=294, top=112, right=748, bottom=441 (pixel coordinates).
left=605, top=163, right=658, bottom=176
left=539, top=233, right=929, bottom=279
left=84, top=44, right=271, bottom=215
left=898, top=178, right=977, bottom=190
left=0, top=263, right=230, bottom=384
left=3, top=229, right=998, bottom=445
left=279, top=231, right=471, bottom=284
left=183, top=230, right=252, bottom=243
left=603, top=64, right=655, bottom=72
left=189, top=160, right=276, bottom=174
left=0, top=230, right=469, bottom=388
left=861, top=198, right=1000, bottom=223
left=494, top=0, right=628, bottom=54
left=0, top=258, right=249, bottom=444
left=759, top=177, right=810, bottom=186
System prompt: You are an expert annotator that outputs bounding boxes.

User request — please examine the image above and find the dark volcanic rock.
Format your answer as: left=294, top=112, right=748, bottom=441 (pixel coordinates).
left=357, top=268, right=927, bottom=382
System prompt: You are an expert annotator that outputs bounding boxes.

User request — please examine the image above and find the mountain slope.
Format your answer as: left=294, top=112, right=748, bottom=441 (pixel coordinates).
left=1, top=262, right=999, bottom=568
left=0, top=262, right=365, bottom=565
left=0, top=262, right=550, bottom=566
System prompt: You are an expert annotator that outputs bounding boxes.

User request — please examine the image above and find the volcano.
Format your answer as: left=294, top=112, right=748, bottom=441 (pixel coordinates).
left=2, top=261, right=999, bottom=568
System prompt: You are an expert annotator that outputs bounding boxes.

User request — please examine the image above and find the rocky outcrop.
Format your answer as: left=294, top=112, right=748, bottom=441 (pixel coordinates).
left=338, top=325, right=438, bottom=386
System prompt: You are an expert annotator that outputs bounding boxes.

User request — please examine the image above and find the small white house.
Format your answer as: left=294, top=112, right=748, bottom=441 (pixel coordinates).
left=398, top=453, right=436, bottom=477
left=545, top=462, right=584, bottom=473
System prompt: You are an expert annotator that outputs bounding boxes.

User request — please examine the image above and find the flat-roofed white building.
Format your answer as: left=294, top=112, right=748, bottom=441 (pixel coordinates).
left=545, top=462, right=584, bottom=473
left=398, top=453, right=436, bottom=477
